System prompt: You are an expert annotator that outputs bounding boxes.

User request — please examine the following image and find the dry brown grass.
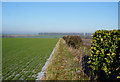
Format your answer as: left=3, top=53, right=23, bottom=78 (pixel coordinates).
left=42, top=38, right=91, bottom=80
left=66, top=39, right=91, bottom=80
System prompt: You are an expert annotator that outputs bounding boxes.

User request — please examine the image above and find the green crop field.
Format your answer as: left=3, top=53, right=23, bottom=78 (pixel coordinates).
left=2, top=38, right=58, bottom=80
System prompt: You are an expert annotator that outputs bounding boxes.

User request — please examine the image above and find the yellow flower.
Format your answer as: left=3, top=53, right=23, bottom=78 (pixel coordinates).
left=94, top=47, right=96, bottom=50
left=101, top=38, right=103, bottom=41
left=87, top=60, right=91, bottom=64
left=112, top=53, right=115, bottom=56
left=118, top=38, right=120, bottom=41
left=91, top=47, right=94, bottom=49
left=116, top=67, right=119, bottom=71
left=103, top=36, right=106, bottom=39
left=101, top=49, right=104, bottom=54
left=104, top=67, right=107, bottom=73
left=109, top=71, right=111, bottom=74
left=107, top=53, right=110, bottom=56
left=96, top=50, right=99, bottom=54
left=117, top=76, right=120, bottom=78
left=91, top=51, right=94, bottom=53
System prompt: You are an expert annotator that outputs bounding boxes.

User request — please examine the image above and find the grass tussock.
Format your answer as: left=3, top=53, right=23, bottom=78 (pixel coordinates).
left=42, top=38, right=91, bottom=80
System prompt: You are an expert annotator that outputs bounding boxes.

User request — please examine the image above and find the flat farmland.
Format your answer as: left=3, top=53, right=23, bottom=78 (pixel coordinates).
left=2, top=38, right=58, bottom=80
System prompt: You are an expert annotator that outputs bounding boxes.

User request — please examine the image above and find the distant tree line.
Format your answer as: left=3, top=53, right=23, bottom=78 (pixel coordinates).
left=38, top=33, right=92, bottom=36
left=2, top=35, right=15, bottom=38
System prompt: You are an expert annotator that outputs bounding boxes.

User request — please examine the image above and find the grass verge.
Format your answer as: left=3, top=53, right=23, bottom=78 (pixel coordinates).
left=42, top=38, right=91, bottom=80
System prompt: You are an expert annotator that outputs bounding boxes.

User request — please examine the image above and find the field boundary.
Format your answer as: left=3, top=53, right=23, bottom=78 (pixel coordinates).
left=36, top=40, right=59, bottom=80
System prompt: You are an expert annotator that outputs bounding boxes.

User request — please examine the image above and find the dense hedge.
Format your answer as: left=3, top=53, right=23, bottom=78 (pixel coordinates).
left=88, top=30, right=120, bottom=80
left=63, top=36, right=82, bottom=49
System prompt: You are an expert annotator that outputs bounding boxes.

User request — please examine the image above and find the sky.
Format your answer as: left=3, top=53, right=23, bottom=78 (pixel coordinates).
left=2, top=2, right=118, bottom=34
left=2, top=0, right=120, bottom=2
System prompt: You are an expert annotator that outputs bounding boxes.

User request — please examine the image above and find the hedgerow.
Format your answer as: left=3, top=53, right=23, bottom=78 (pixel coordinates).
left=63, top=36, right=82, bottom=49
left=88, top=30, right=120, bottom=80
